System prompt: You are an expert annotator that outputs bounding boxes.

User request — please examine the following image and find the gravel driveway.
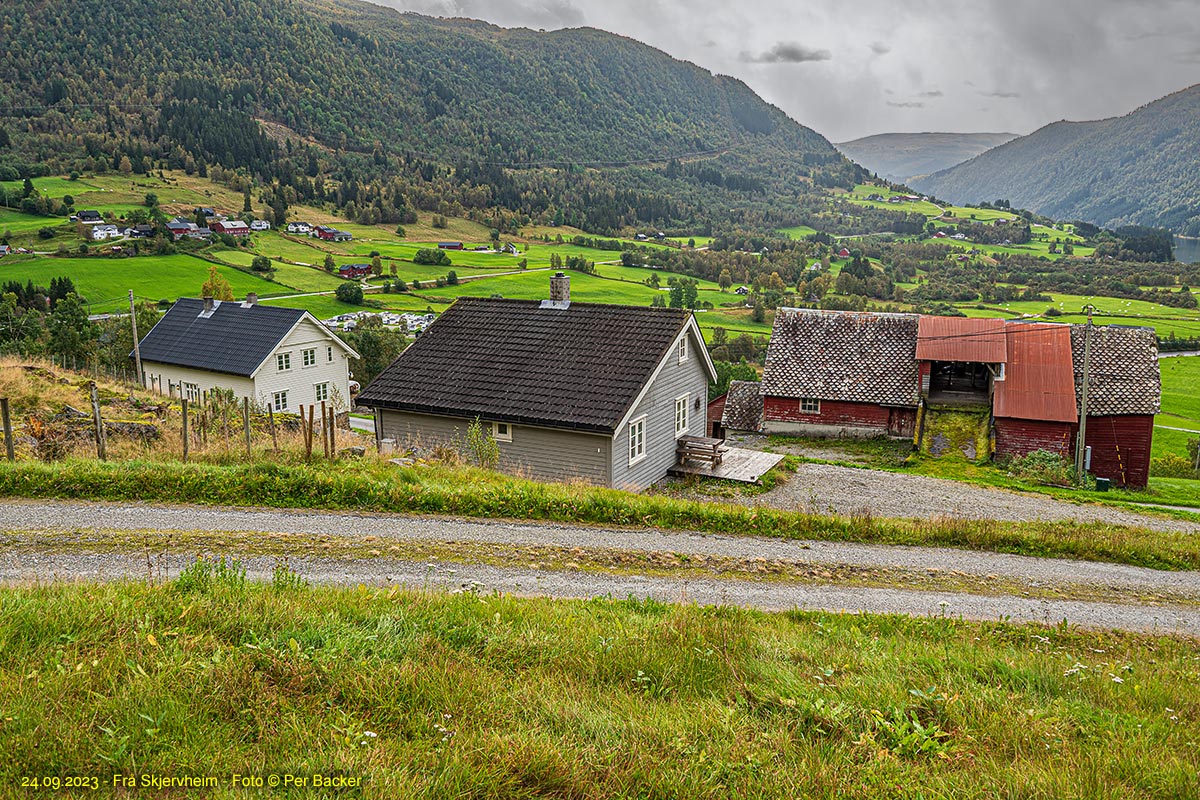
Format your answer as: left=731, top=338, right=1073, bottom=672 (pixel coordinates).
left=734, top=462, right=1199, bottom=534
left=2, top=500, right=1200, bottom=636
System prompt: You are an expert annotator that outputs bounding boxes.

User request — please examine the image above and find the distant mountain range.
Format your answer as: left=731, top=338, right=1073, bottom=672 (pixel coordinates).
left=913, top=85, right=1200, bottom=235
left=836, top=133, right=1018, bottom=184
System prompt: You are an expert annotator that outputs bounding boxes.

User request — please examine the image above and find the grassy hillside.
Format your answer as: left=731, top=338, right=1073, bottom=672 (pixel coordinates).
left=836, top=132, right=1017, bottom=184
left=3, top=580, right=1197, bottom=798
left=914, top=85, right=1200, bottom=234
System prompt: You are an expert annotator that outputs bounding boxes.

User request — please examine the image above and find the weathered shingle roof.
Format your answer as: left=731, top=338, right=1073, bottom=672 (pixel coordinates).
left=1070, top=325, right=1161, bottom=416
left=721, top=380, right=763, bottom=432
left=137, top=298, right=306, bottom=377
left=357, top=298, right=695, bottom=433
left=761, top=309, right=920, bottom=406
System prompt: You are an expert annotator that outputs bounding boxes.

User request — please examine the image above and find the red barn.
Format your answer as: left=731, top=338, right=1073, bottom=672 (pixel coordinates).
left=761, top=309, right=919, bottom=439
left=211, top=220, right=250, bottom=237
left=760, top=308, right=1160, bottom=487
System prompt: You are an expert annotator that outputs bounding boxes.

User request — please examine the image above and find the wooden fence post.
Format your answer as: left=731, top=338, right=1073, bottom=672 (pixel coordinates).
left=305, top=405, right=315, bottom=460
left=181, top=398, right=189, bottom=463
left=329, top=409, right=336, bottom=456
left=1, top=398, right=13, bottom=462
left=268, top=405, right=279, bottom=452
left=321, top=401, right=329, bottom=459
left=242, top=397, right=252, bottom=457
left=89, top=382, right=107, bottom=462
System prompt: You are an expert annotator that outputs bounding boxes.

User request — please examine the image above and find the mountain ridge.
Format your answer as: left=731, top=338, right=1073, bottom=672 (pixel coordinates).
left=836, top=132, right=1018, bottom=184
left=913, top=84, right=1200, bottom=234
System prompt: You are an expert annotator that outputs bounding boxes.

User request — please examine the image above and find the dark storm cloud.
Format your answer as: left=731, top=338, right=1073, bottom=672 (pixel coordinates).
left=740, top=42, right=832, bottom=64
left=370, top=0, right=1200, bottom=141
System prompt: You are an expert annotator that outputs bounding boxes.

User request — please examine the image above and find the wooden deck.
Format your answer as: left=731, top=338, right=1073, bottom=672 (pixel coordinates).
left=668, top=446, right=785, bottom=483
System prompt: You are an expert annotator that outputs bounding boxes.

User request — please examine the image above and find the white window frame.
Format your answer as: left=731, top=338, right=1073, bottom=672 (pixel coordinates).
left=302, top=348, right=317, bottom=368
left=327, top=345, right=334, bottom=363
left=276, top=352, right=292, bottom=372
left=800, top=398, right=821, bottom=415
left=183, top=382, right=200, bottom=402
left=674, top=394, right=689, bottom=438
left=628, top=416, right=647, bottom=466
left=677, top=336, right=688, bottom=363
left=492, top=421, right=512, bottom=442
left=314, top=382, right=329, bottom=403
left=272, top=391, right=289, bottom=412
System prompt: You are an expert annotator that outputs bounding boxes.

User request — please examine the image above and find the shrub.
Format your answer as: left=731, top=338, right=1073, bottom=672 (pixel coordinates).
left=1005, top=449, right=1078, bottom=485
left=1151, top=454, right=1200, bottom=479
left=462, top=417, right=500, bottom=469
left=335, top=282, right=364, bottom=305
left=413, top=248, right=450, bottom=266
left=1044, top=307, right=1062, bottom=317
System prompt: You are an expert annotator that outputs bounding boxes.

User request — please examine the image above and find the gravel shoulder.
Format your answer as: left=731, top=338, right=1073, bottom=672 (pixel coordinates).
left=694, top=461, right=1199, bottom=534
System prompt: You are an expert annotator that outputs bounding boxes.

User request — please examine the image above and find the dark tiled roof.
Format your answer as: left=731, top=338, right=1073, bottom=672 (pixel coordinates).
left=761, top=309, right=920, bottom=406
left=137, top=298, right=306, bottom=377
left=1070, top=325, right=1160, bottom=416
left=357, top=298, right=694, bottom=433
left=721, top=380, right=763, bottom=431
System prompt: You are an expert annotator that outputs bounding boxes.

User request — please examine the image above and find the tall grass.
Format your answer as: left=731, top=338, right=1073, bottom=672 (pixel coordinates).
left=2, top=458, right=1199, bottom=571
left=1, top=581, right=1196, bottom=798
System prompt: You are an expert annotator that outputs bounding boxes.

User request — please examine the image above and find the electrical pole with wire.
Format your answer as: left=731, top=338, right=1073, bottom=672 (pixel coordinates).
left=1074, top=304, right=1095, bottom=479
left=129, top=290, right=143, bottom=389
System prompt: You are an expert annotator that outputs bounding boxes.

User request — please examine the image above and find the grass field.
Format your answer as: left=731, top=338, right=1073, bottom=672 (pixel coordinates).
left=3, top=580, right=1197, bottom=799
left=0, top=254, right=281, bottom=313
left=777, top=225, right=818, bottom=239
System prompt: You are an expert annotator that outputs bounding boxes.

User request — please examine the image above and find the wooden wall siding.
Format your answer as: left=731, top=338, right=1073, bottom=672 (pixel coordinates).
left=994, top=418, right=1074, bottom=460
left=1082, top=414, right=1154, bottom=489
left=707, top=394, right=727, bottom=438
left=765, top=397, right=892, bottom=429
left=377, top=410, right=612, bottom=486
left=612, top=327, right=712, bottom=491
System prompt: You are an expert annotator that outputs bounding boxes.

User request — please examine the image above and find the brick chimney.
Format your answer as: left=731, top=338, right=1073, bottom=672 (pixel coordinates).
left=242, top=292, right=258, bottom=308
left=549, top=271, right=570, bottom=303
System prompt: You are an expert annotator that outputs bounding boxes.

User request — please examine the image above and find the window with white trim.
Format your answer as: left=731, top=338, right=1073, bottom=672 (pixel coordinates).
left=314, top=382, right=329, bottom=403
left=800, top=398, right=821, bottom=414
left=302, top=348, right=317, bottom=367
left=492, top=421, right=512, bottom=442
left=677, top=336, right=688, bottom=363
left=183, top=382, right=200, bottom=402
left=276, top=352, right=292, bottom=372
left=272, top=391, right=289, bottom=412
left=674, top=394, right=689, bottom=437
left=327, top=346, right=334, bottom=363
left=628, top=416, right=646, bottom=465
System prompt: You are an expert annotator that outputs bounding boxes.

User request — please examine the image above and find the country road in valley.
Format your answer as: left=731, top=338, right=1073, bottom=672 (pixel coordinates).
left=2, top=500, right=1198, bottom=636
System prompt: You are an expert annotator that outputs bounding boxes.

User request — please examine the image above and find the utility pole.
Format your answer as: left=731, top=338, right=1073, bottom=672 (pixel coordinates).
left=128, top=290, right=143, bottom=388
left=1074, top=305, right=1095, bottom=478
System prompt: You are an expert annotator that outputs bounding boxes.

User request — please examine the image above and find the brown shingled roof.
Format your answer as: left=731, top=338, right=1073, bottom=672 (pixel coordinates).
left=761, top=309, right=920, bottom=406
left=357, top=297, right=699, bottom=433
left=720, top=380, right=764, bottom=432
left=1070, top=325, right=1161, bottom=416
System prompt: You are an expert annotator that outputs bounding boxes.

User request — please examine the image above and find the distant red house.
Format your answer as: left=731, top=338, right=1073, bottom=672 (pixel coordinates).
left=837, top=248, right=851, bottom=258
left=438, top=241, right=464, bottom=250
left=211, top=220, right=250, bottom=237
left=338, top=264, right=371, bottom=280
left=316, top=226, right=352, bottom=242
left=760, top=309, right=1160, bottom=487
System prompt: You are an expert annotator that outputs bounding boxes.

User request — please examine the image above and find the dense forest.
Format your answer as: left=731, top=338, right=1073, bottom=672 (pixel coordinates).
left=0, top=0, right=865, bottom=236
left=914, top=84, right=1200, bottom=235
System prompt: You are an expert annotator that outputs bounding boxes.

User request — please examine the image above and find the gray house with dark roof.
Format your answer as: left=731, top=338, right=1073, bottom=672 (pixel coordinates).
left=137, top=296, right=359, bottom=412
left=358, top=274, right=716, bottom=489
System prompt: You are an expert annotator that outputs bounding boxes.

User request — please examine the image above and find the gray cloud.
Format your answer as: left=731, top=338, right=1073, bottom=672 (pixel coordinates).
left=887, top=101, right=925, bottom=108
left=740, top=41, right=832, bottom=64
left=980, top=90, right=1022, bottom=99
left=917, top=90, right=944, bottom=98
left=870, top=41, right=890, bottom=55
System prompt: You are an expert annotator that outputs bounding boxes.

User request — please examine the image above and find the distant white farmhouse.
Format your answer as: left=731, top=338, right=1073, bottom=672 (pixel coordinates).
left=136, top=295, right=359, bottom=412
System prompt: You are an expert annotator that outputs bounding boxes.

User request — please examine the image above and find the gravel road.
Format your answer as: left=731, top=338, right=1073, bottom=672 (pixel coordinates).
left=751, top=462, right=1200, bottom=533
left=3, top=500, right=1200, bottom=633
left=5, top=549, right=1199, bottom=637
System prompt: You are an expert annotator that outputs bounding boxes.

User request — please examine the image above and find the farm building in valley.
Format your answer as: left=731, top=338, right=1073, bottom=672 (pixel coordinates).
left=358, top=273, right=715, bottom=489
left=136, top=295, right=359, bottom=413
left=760, top=308, right=1159, bottom=487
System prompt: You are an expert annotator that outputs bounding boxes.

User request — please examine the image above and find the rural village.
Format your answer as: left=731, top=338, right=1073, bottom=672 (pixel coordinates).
left=1, top=0, right=1199, bottom=796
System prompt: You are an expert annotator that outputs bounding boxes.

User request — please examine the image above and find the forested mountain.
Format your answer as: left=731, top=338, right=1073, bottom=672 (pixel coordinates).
left=913, top=85, right=1200, bottom=235
left=0, top=0, right=863, bottom=234
left=836, top=132, right=1017, bottom=184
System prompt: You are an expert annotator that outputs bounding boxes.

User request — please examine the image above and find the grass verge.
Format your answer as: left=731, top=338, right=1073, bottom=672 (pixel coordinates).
left=2, top=579, right=1197, bottom=798
left=1, top=459, right=1199, bottom=571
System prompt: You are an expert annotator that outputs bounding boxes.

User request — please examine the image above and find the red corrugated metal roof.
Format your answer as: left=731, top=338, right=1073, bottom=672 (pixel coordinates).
left=916, top=316, right=1007, bottom=363
left=993, top=322, right=1077, bottom=423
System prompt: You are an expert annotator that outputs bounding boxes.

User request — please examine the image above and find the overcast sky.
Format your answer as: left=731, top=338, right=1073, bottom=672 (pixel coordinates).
left=369, top=0, right=1200, bottom=142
